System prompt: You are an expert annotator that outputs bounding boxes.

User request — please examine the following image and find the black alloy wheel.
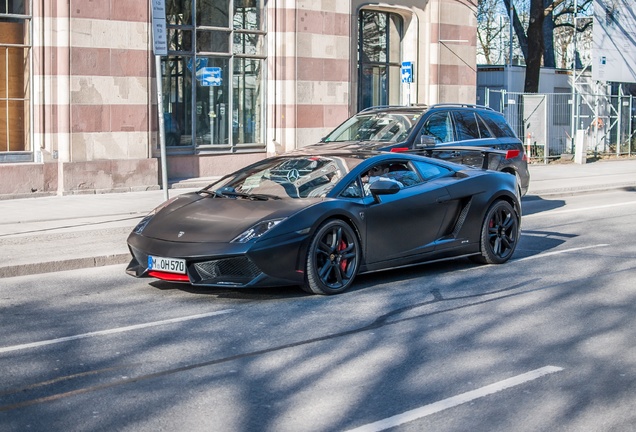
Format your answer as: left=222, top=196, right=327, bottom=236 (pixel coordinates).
left=472, top=200, right=519, bottom=264
left=303, top=219, right=360, bottom=295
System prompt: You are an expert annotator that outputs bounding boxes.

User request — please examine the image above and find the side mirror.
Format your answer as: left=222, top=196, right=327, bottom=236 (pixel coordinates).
left=417, top=134, right=437, bottom=148
left=369, top=180, right=400, bottom=202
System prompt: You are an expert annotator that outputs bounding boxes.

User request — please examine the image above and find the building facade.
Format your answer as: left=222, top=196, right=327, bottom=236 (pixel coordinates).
left=0, top=0, right=476, bottom=197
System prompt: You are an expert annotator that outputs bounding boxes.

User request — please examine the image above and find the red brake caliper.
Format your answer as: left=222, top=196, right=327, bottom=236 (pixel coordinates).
left=338, top=239, right=348, bottom=271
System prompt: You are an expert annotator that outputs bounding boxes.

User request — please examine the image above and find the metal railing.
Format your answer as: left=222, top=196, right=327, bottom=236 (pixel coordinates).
left=483, top=88, right=636, bottom=163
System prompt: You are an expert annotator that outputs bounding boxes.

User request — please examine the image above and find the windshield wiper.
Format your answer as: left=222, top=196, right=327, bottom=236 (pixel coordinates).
left=215, top=190, right=281, bottom=200
left=199, top=188, right=281, bottom=200
left=198, top=189, right=224, bottom=197
left=251, top=193, right=282, bottom=200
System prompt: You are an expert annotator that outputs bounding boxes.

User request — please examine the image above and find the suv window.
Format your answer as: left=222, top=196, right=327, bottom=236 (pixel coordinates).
left=479, top=110, right=516, bottom=138
left=453, top=111, right=481, bottom=140
left=454, top=110, right=498, bottom=140
left=324, top=113, right=419, bottom=143
left=420, top=111, right=454, bottom=144
left=476, top=114, right=493, bottom=138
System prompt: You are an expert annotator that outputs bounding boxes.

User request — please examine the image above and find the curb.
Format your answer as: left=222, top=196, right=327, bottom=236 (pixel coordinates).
left=0, top=253, right=131, bottom=279
left=524, top=182, right=636, bottom=200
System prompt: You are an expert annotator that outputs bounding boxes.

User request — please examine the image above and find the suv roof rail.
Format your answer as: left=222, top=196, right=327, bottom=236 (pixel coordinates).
left=429, top=103, right=494, bottom=111
left=359, top=104, right=429, bottom=113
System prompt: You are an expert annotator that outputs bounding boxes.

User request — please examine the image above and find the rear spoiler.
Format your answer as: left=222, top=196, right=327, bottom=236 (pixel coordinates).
left=392, top=146, right=518, bottom=170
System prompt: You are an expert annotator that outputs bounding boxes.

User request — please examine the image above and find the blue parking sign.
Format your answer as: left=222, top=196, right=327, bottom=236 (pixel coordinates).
left=401, top=61, right=413, bottom=83
left=197, top=67, right=222, bottom=86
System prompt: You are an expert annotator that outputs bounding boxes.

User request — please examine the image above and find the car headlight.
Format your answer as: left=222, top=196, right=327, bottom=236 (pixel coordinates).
left=231, top=218, right=285, bottom=243
left=133, top=196, right=179, bottom=234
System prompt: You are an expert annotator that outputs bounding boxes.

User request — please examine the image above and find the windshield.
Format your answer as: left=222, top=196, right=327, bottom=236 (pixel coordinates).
left=208, top=155, right=363, bottom=199
left=323, top=112, right=421, bottom=143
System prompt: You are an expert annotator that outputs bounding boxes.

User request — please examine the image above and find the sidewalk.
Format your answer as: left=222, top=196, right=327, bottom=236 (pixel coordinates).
left=1, top=158, right=635, bottom=279
left=524, top=157, right=636, bottom=197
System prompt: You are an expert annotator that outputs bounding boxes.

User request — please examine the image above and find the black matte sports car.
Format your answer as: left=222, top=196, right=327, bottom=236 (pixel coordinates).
left=126, top=150, right=521, bottom=295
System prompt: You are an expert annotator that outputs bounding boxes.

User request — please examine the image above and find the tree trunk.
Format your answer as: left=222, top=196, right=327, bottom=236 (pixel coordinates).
left=524, top=0, right=546, bottom=93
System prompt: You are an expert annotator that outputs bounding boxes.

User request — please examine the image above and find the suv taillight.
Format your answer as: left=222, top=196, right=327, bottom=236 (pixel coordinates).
left=506, top=149, right=520, bottom=159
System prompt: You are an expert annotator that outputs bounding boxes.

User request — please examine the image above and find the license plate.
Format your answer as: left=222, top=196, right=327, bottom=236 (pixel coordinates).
left=147, top=255, right=187, bottom=274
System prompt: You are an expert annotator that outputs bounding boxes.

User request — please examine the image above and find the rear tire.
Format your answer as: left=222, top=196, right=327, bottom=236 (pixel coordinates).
left=302, top=219, right=360, bottom=295
left=472, top=200, right=519, bottom=264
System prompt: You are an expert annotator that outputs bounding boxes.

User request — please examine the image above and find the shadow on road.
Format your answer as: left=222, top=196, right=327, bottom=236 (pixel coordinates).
left=521, top=195, right=566, bottom=216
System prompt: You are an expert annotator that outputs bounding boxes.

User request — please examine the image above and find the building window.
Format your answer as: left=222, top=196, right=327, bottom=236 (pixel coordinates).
left=0, top=1, right=31, bottom=162
left=163, top=0, right=265, bottom=152
left=358, top=10, right=402, bottom=111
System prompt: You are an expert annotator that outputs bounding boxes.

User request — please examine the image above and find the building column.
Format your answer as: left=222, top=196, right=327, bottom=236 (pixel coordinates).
left=54, top=0, right=71, bottom=195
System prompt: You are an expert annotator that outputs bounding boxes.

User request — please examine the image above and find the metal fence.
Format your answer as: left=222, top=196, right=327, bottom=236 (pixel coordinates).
left=483, top=88, right=636, bottom=163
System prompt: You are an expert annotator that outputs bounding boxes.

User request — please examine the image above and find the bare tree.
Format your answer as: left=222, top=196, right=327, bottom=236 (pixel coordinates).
left=501, top=0, right=591, bottom=92
left=551, top=0, right=593, bottom=69
left=477, top=0, right=507, bottom=64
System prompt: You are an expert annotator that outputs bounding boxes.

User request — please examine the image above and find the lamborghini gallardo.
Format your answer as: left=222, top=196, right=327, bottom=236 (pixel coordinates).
left=126, top=149, right=521, bottom=294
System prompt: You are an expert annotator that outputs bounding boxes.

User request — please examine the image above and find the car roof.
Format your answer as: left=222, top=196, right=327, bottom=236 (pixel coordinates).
left=358, top=103, right=496, bottom=115
left=288, top=147, right=470, bottom=169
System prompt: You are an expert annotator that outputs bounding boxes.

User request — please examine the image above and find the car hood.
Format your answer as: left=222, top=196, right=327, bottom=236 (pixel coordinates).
left=140, top=194, right=314, bottom=243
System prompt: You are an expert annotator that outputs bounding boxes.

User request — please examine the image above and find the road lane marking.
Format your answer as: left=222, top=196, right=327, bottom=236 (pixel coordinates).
left=524, top=200, right=636, bottom=218
left=345, top=366, right=563, bottom=432
left=0, top=309, right=234, bottom=354
left=515, top=244, right=609, bottom=262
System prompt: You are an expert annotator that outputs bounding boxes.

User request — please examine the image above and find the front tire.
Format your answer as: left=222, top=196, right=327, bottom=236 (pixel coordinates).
left=472, top=200, right=519, bottom=264
left=303, top=219, right=360, bottom=295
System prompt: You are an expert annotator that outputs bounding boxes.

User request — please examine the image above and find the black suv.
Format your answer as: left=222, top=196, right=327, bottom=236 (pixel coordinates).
left=311, top=104, right=529, bottom=195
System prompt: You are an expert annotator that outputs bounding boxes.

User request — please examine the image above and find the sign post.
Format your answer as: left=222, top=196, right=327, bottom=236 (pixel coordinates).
left=151, top=0, right=169, bottom=201
left=196, top=67, right=223, bottom=144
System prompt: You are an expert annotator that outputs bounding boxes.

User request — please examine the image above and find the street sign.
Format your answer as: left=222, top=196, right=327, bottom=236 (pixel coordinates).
left=150, top=0, right=167, bottom=55
left=198, top=67, right=222, bottom=86
left=401, top=61, right=413, bottom=83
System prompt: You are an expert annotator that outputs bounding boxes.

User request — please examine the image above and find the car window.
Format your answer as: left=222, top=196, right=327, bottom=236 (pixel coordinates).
left=420, top=111, right=454, bottom=143
left=340, top=178, right=364, bottom=198
left=479, top=110, right=517, bottom=138
left=323, top=113, right=420, bottom=143
left=360, top=161, right=422, bottom=196
left=453, top=110, right=480, bottom=140
left=412, top=160, right=454, bottom=181
left=476, top=113, right=493, bottom=138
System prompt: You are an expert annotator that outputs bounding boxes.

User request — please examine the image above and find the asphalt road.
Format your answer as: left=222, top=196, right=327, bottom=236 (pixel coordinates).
left=1, top=189, right=635, bottom=431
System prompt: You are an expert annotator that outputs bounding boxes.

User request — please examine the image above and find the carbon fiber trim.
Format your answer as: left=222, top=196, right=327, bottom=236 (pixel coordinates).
left=452, top=198, right=472, bottom=237
left=192, top=256, right=262, bottom=285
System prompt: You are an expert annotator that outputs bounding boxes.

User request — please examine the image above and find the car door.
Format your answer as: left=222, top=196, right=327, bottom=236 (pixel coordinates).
left=362, top=160, right=453, bottom=264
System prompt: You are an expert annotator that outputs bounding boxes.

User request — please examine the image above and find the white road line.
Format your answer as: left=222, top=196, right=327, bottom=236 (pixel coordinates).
left=345, top=366, right=563, bottom=432
left=524, top=200, right=636, bottom=218
left=515, top=244, right=609, bottom=262
left=0, top=309, right=234, bottom=354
